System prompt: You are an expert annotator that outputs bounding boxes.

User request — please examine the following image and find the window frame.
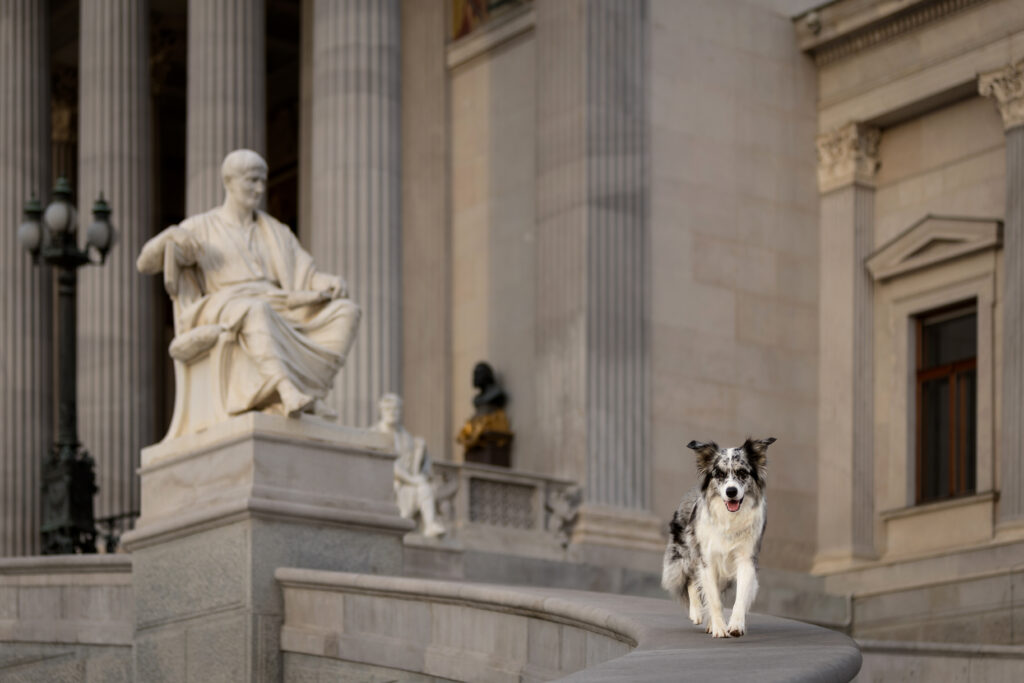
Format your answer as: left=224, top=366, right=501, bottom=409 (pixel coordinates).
left=877, top=270, right=996, bottom=513
left=913, top=303, right=978, bottom=504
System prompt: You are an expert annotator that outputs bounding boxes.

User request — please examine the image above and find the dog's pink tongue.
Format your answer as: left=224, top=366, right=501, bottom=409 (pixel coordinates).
left=726, top=500, right=741, bottom=512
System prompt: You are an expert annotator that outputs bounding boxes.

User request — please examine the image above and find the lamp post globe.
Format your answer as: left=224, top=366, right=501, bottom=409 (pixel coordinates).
left=86, top=194, right=114, bottom=260
left=17, top=196, right=43, bottom=257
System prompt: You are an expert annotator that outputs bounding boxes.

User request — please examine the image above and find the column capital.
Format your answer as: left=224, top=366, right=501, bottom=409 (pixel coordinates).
left=815, top=122, right=881, bottom=193
left=979, top=59, right=1024, bottom=131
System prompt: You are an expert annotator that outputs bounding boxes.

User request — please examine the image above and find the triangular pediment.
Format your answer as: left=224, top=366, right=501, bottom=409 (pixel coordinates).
left=865, top=215, right=1002, bottom=282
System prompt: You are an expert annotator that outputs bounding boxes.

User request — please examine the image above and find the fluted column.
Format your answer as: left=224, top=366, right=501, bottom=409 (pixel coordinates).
left=0, top=0, right=52, bottom=557
left=77, top=0, right=155, bottom=519
left=186, top=0, right=265, bottom=214
left=980, top=60, right=1024, bottom=524
left=535, top=0, right=655, bottom=552
left=813, top=122, right=879, bottom=570
left=309, top=0, right=401, bottom=426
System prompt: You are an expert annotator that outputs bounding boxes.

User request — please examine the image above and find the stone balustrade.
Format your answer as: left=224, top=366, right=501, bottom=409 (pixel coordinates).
left=431, top=461, right=581, bottom=556
left=0, top=555, right=132, bottom=681
left=276, top=568, right=863, bottom=682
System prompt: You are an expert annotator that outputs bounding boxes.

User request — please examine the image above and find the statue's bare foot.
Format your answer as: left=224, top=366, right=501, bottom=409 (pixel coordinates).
left=312, top=399, right=338, bottom=421
left=423, top=521, right=446, bottom=538
left=278, top=379, right=315, bottom=417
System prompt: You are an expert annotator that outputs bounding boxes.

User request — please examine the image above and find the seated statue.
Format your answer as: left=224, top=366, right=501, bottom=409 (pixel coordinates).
left=137, top=149, right=360, bottom=439
left=374, top=394, right=445, bottom=538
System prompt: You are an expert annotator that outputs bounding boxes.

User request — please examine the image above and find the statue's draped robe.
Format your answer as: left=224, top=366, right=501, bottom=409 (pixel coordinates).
left=176, top=209, right=359, bottom=414
left=386, top=426, right=431, bottom=519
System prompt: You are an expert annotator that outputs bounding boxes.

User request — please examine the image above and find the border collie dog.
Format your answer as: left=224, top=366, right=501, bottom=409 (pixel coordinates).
left=661, top=437, right=776, bottom=638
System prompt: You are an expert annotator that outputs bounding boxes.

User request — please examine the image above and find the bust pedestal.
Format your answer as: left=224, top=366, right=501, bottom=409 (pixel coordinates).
left=121, top=413, right=412, bottom=682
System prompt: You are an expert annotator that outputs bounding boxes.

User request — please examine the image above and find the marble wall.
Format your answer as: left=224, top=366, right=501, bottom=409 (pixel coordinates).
left=647, top=0, right=820, bottom=569
left=449, top=28, right=541, bottom=470
left=874, top=97, right=1006, bottom=247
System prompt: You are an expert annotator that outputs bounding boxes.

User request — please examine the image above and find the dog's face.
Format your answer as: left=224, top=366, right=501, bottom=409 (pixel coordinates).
left=687, top=438, right=776, bottom=513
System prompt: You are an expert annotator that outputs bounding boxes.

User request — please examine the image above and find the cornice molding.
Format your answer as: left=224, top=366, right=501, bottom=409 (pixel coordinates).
left=796, top=0, right=990, bottom=67
left=979, top=59, right=1024, bottom=131
left=816, top=122, right=881, bottom=193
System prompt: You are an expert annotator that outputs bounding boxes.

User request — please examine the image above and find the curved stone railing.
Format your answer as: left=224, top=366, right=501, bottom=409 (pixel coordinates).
left=0, top=555, right=133, bottom=680
left=276, top=568, right=862, bottom=682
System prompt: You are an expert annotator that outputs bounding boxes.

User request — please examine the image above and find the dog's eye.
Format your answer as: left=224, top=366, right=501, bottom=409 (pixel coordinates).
left=736, top=470, right=748, bottom=480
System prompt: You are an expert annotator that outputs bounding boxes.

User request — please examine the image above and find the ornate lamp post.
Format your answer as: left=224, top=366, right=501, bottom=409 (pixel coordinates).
left=18, top=177, right=114, bottom=554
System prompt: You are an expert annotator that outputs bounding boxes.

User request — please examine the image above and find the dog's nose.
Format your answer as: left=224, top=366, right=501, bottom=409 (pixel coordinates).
left=726, top=486, right=738, bottom=498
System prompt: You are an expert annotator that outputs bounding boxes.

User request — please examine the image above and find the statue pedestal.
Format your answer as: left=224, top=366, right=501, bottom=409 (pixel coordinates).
left=121, top=413, right=413, bottom=682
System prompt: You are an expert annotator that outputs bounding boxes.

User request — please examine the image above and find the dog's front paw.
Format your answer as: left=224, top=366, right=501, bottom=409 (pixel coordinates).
left=707, top=619, right=730, bottom=638
left=690, top=612, right=703, bottom=626
left=727, top=619, right=745, bottom=637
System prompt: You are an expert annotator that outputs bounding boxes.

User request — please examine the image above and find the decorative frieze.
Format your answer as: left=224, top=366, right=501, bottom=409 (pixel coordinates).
left=797, top=0, right=989, bottom=66
left=815, top=122, right=881, bottom=194
left=979, top=60, right=1024, bottom=131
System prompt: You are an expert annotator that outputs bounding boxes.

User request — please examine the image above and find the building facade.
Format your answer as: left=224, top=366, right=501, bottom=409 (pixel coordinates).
left=2, top=0, right=1024, bottom=659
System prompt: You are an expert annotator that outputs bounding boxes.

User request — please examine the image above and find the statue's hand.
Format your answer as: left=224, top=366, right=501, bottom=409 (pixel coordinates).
left=324, top=275, right=348, bottom=300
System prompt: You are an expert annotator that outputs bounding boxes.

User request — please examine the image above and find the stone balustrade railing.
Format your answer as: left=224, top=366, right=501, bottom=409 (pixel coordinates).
left=430, top=461, right=581, bottom=555
left=276, top=568, right=863, bottom=682
left=0, top=555, right=133, bottom=681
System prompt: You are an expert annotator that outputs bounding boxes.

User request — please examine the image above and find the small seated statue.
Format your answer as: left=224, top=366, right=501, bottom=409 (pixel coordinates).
left=137, top=149, right=360, bottom=439
left=374, top=394, right=445, bottom=538
left=456, top=361, right=514, bottom=467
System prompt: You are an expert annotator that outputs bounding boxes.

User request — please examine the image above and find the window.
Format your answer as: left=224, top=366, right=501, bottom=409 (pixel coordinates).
left=915, top=304, right=977, bottom=504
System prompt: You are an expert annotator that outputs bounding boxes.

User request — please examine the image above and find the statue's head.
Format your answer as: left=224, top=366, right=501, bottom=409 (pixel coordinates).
left=221, top=149, right=268, bottom=213
left=472, top=362, right=495, bottom=390
left=378, top=393, right=402, bottom=428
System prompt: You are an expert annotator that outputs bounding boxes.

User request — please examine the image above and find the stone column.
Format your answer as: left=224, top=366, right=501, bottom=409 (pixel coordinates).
left=308, top=0, right=401, bottom=427
left=400, top=0, right=450, bottom=456
left=77, top=0, right=156, bottom=521
left=813, top=122, right=879, bottom=570
left=186, top=0, right=265, bottom=215
left=0, top=0, right=52, bottom=557
left=980, top=60, right=1024, bottom=525
left=535, top=0, right=658, bottom=557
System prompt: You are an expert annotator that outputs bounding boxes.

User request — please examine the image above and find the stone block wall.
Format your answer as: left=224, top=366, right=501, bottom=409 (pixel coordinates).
left=0, top=556, right=133, bottom=682
left=648, top=0, right=821, bottom=570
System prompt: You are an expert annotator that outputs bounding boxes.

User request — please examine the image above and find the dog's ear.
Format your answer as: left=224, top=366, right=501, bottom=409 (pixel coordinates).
left=687, top=440, right=719, bottom=473
left=743, top=437, right=776, bottom=472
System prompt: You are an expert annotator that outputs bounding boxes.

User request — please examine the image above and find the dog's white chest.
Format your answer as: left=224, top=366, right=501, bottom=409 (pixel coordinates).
left=695, top=502, right=764, bottom=576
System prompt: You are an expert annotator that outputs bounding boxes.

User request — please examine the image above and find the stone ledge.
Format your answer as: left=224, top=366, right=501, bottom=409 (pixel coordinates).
left=0, top=556, right=134, bottom=648
left=0, top=555, right=131, bottom=576
left=859, top=639, right=1024, bottom=659
left=122, top=495, right=414, bottom=551
left=140, top=411, right=393, bottom=470
left=277, top=568, right=863, bottom=682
